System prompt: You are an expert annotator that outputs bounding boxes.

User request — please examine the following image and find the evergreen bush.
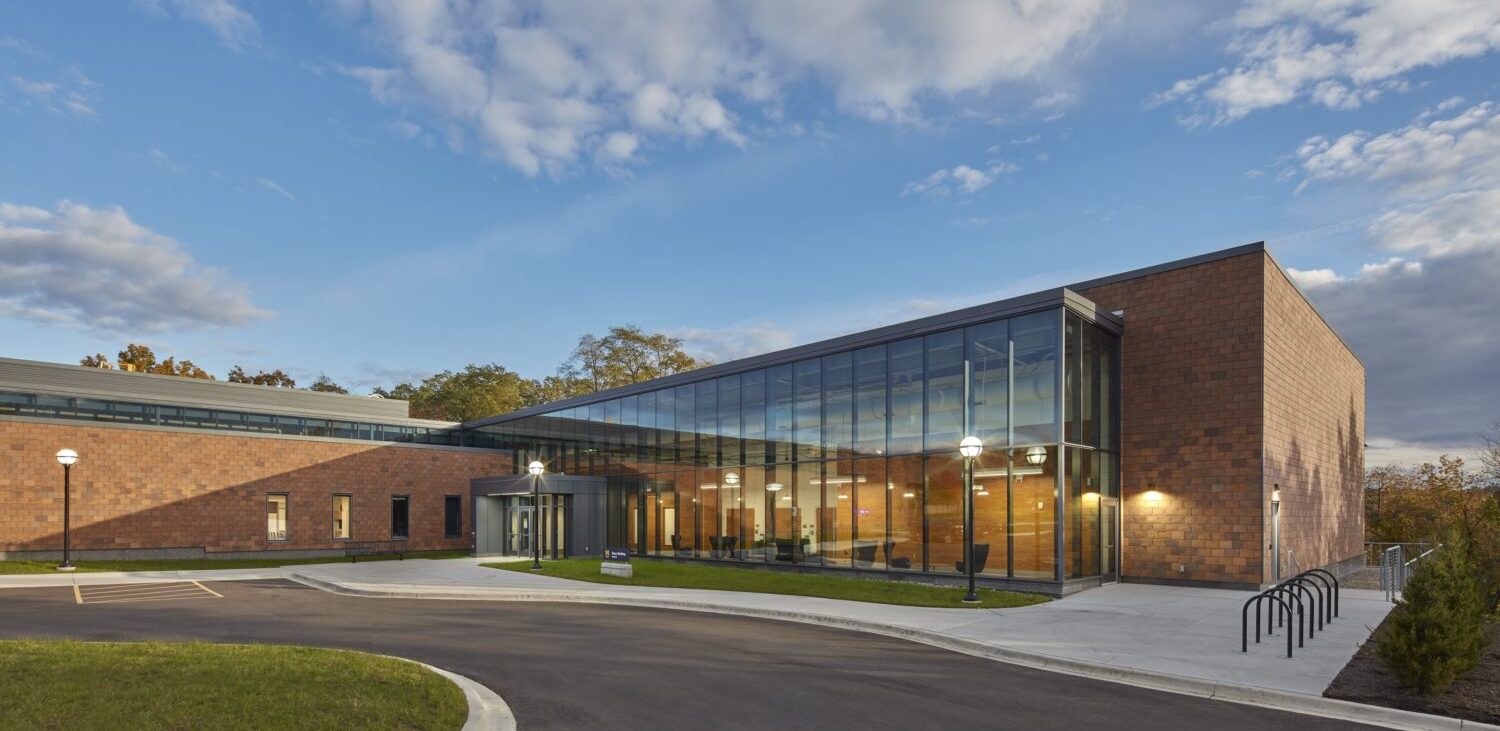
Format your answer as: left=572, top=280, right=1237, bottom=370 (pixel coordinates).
left=1376, top=532, right=1488, bottom=694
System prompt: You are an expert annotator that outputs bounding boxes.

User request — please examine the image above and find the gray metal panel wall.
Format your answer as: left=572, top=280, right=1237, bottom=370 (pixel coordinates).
left=0, top=356, right=425, bottom=422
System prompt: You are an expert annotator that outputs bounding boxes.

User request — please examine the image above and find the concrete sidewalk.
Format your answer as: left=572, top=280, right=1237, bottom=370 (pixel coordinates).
left=284, top=558, right=1392, bottom=698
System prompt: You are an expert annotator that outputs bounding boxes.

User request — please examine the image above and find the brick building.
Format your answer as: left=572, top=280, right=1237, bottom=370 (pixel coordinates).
left=1, top=242, right=1362, bottom=592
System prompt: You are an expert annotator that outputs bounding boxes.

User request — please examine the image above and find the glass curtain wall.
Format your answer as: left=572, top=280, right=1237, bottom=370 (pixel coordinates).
left=481, top=304, right=1120, bottom=585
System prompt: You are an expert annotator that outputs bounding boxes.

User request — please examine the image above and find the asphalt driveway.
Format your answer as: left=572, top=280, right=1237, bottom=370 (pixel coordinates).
left=0, top=580, right=1380, bottom=730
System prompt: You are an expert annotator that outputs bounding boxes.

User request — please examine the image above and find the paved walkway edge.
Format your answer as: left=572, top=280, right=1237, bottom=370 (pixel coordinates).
left=291, top=573, right=1497, bottom=731
left=409, top=660, right=517, bottom=731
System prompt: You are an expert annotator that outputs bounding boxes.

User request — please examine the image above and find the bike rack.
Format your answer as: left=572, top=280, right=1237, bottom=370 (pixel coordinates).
left=1240, top=568, right=1340, bottom=658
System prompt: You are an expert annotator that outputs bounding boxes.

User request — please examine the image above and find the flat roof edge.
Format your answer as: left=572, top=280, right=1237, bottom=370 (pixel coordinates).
left=1067, top=241, right=1267, bottom=292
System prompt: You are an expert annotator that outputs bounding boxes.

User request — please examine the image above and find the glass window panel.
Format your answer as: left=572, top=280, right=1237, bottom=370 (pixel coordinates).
left=734, top=466, right=765, bottom=561
left=852, top=457, right=887, bottom=569
left=925, top=329, right=965, bottom=451
left=1012, top=311, right=1059, bottom=445
left=853, top=345, right=887, bottom=456
left=267, top=494, right=288, bottom=541
left=1065, top=312, right=1081, bottom=444
left=971, top=450, right=1009, bottom=577
left=1082, top=319, right=1099, bottom=447
left=391, top=495, right=410, bottom=540
left=768, top=365, right=794, bottom=463
left=793, top=461, right=823, bottom=564
left=1066, top=448, right=1101, bottom=578
left=332, top=494, right=352, bottom=540
left=823, top=460, right=854, bottom=566
left=888, top=338, right=924, bottom=454
left=698, top=468, right=724, bottom=559
left=696, top=381, right=717, bottom=466
left=675, top=470, right=699, bottom=555
left=741, top=370, right=767, bottom=466
left=674, top=385, right=695, bottom=467
left=444, top=495, right=462, bottom=538
left=1101, top=331, right=1119, bottom=452
left=926, top=454, right=964, bottom=574
left=718, top=375, right=740, bottom=467
left=1011, top=445, right=1057, bottom=579
left=768, top=463, right=794, bottom=561
left=793, top=358, right=821, bottom=461
left=716, top=467, right=746, bottom=560
left=822, top=352, right=853, bottom=460
left=886, top=455, right=923, bottom=571
left=656, top=389, right=675, bottom=466
left=967, top=320, right=1009, bottom=447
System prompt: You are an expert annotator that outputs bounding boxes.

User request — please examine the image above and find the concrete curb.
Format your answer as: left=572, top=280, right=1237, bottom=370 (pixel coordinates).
left=410, top=661, right=518, bottom=731
left=290, top=573, right=1498, bottom=731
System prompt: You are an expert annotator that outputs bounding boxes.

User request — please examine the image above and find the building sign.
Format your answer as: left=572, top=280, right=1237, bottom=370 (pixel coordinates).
left=603, top=547, right=630, bottom=563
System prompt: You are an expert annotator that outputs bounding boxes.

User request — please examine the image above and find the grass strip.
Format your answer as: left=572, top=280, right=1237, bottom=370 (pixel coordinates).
left=487, top=557, right=1049, bottom=609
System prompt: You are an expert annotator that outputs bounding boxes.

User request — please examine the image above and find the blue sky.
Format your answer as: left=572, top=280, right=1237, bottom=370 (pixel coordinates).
left=2, top=1, right=1499, bottom=466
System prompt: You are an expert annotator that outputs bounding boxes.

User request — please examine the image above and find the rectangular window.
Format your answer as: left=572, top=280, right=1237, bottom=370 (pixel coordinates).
left=822, top=352, right=853, bottom=459
left=391, top=495, right=410, bottom=540
left=967, top=319, right=1009, bottom=447
left=853, top=345, right=887, bottom=456
left=1012, top=310, right=1059, bottom=445
left=741, top=370, right=767, bottom=465
left=444, top=495, right=462, bottom=539
left=768, top=365, right=794, bottom=463
left=888, top=338, right=924, bottom=454
left=793, top=358, right=821, bottom=461
left=924, top=329, right=965, bottom=451
left=332, top=494, right=351, bottom=540
left=267, top=493, right=288, bottom=542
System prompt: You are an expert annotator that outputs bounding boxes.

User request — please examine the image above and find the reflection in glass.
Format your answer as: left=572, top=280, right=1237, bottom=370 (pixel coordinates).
left=852, top=457, right=887, bottom=569
left=925, top=454, right=964, bottom=574
left=887, top=455, right=923, bottom=570
left=1011, top=445, right=1057, bottom=579
left=853, top=345, right=887, bottom=456
left=925, top=330, right=964, bottom=451
left=888, top=338, right=924, bottom=454
left=1012, top=311, right=1059, bottom=445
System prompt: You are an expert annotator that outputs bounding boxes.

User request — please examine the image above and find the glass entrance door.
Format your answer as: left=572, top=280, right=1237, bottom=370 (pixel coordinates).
left=507, top=500, right=531, bottom=556
left=1101, top=497, right=1119, bottom=582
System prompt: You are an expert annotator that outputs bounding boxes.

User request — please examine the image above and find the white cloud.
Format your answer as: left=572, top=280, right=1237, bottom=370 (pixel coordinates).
left=1285, top=102, right=1500, bottom=460
left=10, top=72, right=96, bottom=116
left=1296, top=101, right=1500, bottom=201
left=139, top=0, right=260, bottom=50
left=672, top=324, right=798, bottom=364
left=902, top=161, right=1017, bottom=198
left=1159, top=0, right=1500, bottom=125
left=0, top=200, right=269, bottom=333
left=254, top=177, right=296, bottom=202
left=330, top=0, right=1120, bottom=176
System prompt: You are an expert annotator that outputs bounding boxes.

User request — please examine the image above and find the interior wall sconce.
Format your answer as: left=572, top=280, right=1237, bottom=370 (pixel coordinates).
left=1144, top=483, right=1164, bottom=504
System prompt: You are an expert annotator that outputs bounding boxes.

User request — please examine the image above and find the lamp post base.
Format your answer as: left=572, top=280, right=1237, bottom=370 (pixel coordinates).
left=529, top=561, right=543, bottom=571
left=961, top=593, right=981, bottom=605
left=56, top=564, right=75, bottom=572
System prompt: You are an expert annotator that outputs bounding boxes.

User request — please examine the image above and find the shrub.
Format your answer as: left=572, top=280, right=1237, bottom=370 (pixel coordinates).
left=1377, top=532, right=1489, bottom=694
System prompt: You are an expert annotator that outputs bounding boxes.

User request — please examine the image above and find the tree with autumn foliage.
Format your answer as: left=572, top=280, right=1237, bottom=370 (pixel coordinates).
left=227, top=365, right=296, bottom=388
left=80, top=344, right=213, bottom=380
left=1367, top=455, right=1500, bottom=612
left=558, top=324, right=706, bottom=393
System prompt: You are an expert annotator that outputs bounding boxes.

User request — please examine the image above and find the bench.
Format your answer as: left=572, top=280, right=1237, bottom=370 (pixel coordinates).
left=343, top=541, right=406, bottom=563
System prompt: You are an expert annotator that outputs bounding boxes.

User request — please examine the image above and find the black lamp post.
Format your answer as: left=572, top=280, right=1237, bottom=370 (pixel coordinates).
left=528, top=460, right=545, bottom=570
left=959, top=436, right=983, bottom=604
left=55, top=448, right=79, bottom=572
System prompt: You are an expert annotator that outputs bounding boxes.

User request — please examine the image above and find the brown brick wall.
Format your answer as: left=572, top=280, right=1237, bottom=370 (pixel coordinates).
left=1262, top=264, right=1365, bottom=581
left=0, top=420, right=511, bottom=554
left=1078, top=248, right=1365, bottom=587
left=1078, top=253, right=1268, bottom=586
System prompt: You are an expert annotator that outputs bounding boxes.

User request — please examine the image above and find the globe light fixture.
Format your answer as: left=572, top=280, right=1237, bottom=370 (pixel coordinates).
left=55, top=449, right=79, bottom=571
left=528, top=460, right=545, bottom=570
left=724, top=472, right=740, bottom=487
left=1025, top=446, right=1047, bottom=465
left=957, top=436, right=984, bottom=604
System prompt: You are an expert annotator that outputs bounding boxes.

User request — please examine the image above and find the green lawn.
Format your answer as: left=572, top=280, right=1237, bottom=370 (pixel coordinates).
left=0, top=550, right=471, bottom=575
left=0, top=640, right=467, bottom=731
left=487, top=557, right=1049, bottom=609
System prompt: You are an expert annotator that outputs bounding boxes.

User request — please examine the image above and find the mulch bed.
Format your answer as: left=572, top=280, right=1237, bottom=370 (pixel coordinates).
left=1325, top=616, right=1500, bottom=724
